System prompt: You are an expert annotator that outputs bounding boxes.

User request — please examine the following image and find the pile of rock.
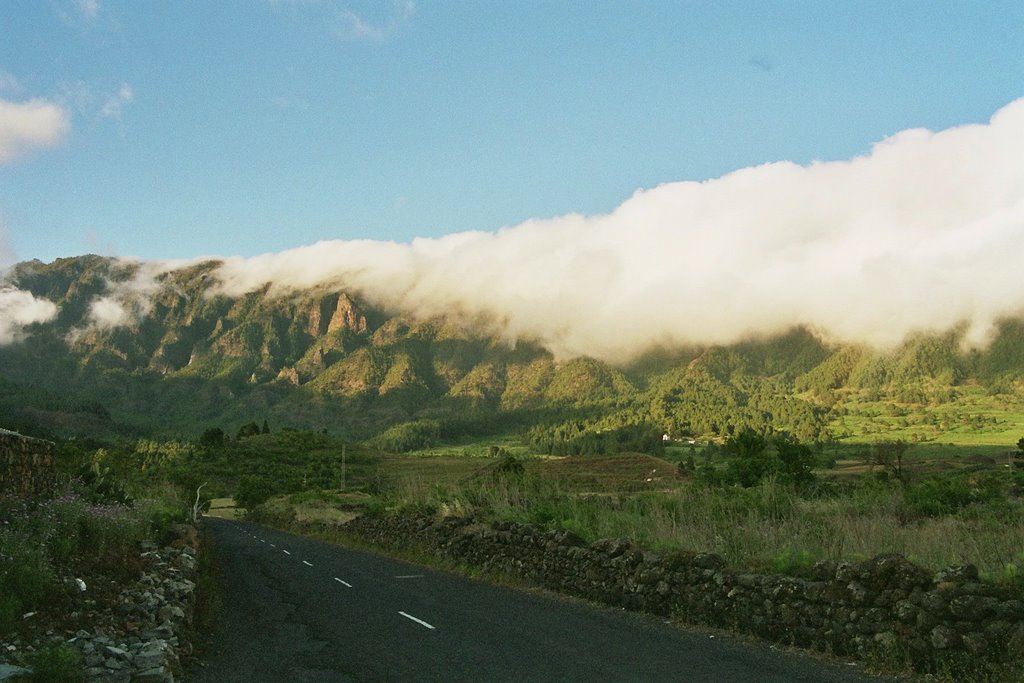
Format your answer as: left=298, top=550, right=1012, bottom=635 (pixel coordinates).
left=0, top=527, right=198, bottom=682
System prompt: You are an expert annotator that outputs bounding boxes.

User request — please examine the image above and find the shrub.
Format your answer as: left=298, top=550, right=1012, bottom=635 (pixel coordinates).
left=236, top=475, right=276, bottom=509
left=904, top=476, right=984, bottom=517
left=0, top=536, right=61, bottom=619
left=491, top=454, right=525, bottom=481
left=18, top=644, right=85, bottom=682
left=770, top=548, right=819, bottom=577
left=0, top=592, right=18, bottom=637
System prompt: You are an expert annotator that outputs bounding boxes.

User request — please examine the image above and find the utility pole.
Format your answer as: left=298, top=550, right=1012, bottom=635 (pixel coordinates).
left=341, top=443, right=347, bottom=492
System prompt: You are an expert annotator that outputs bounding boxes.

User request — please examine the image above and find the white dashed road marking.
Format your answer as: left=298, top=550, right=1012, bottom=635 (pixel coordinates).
left=303, top=560, right=313, bottom=567
left=398, top=611, right=435, bottom=630
left=333, top=577, right=352, bottom=588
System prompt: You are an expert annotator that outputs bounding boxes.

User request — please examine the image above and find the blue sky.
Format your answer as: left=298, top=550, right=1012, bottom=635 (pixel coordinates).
left=1, top=0, right=1022, bottom=265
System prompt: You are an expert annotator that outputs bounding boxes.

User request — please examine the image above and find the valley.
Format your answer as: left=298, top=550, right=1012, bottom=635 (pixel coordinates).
left=3, top=255, right=1024, bottom=680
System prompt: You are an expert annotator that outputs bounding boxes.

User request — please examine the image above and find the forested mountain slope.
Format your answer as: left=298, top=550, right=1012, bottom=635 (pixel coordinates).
left=3, top=255, right=1023, bottom=444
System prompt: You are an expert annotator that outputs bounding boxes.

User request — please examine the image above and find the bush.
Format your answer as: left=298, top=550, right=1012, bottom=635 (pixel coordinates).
left=236, top=475, right=276, bottom=509
left=18, top=644, right=85, bottom=682
left=0, top=592, right=19, bottom=637
left=491, top=454, right=525, bottom=481
left=770, top=548, right=819, bottom=577
left=904, top=476, right=993, bottom=517
left=143, top=498, right=189, bottom=538
left=0, top=536, right=62, bottom=623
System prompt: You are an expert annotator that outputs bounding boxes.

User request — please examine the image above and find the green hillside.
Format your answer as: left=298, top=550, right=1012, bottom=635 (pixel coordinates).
left=4, top=255, right=1024, bottom=451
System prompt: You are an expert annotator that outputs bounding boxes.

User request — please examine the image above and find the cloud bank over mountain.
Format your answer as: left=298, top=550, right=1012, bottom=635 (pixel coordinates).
left=8, top=99, right=1024, bottom=361
left=204, top=98, right=1024, bottom=360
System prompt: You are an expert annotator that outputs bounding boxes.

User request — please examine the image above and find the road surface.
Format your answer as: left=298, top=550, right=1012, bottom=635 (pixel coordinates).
left=187, top=518, right=882, bottom=682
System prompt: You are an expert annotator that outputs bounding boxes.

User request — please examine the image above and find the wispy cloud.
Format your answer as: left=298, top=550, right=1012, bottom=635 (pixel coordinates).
left=271, top=0, right=415, bottom=42
left=57, top=0, right=100, bottom=26
left=333, top=0, right=416, bottom=41
left=336, top=9, right=386, bottom=40
left=58, top=80, right=133, bottom=121
left=0, top=97, right=71, bottom=164
left=74, top=0, right=100, bottom=20
left=99, top=83, right=133, bottom=120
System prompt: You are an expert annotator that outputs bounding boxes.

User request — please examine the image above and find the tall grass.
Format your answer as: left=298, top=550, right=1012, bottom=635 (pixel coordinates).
left=0, top=485, right=170, bottom=636
left=382, top=471, right=1024, bottom=581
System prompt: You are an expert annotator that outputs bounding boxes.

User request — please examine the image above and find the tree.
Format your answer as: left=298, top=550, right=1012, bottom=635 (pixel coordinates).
left=871, top=440, right=911, bottom=487
left=262, top=419, right=270, bottom=434
left=235, top=475, right=274, bottom=509
left=198, top=427, right=225, bottom=451
left=236, top=421, right=261, bottom=440
left=723, top=429, right=772, bottom=487
left=774, top=433, right=815, bottom=487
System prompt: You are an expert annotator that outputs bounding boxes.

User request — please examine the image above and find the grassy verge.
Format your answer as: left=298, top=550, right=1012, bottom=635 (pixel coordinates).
left=0, top=483, right=188, bottom=640
left=370, top=462, right=1024, bottom=582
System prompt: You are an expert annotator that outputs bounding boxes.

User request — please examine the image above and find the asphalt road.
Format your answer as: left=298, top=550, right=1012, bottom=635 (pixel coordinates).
left=187, top=518, right=883, bottom=683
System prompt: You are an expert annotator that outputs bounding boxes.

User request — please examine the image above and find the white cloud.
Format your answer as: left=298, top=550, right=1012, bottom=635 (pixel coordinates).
left=99, top=83, right=133, bottom=120
left=87, top=296, right=131, bottom=329
left=0, top=288, right=58, bottom=345
left=69, top=261, right=169, bottom=338
left=203, top=97, right=1024, bottom=361
left=0, top=97, right=71, bottom=164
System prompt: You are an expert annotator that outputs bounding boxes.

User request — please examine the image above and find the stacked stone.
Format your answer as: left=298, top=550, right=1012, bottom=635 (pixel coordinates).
left=343, top=513, right=1024, bottom=669
left=0, top=429, right=56, bottom=497
left=0, top=529, right=198, bottom=682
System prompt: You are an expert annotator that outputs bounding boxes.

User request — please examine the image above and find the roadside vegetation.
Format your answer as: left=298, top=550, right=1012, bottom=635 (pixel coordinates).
left=6, top=404, right=1023, bottom=681
left=367, top=437, right=1024, bottom=584
left=0, top=475, right=187, bottom=639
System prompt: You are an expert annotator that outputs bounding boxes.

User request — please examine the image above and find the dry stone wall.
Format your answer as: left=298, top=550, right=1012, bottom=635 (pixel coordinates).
left=344, top=513, right=1024, bottom=668
left=0, top=428, right=56, bottom=497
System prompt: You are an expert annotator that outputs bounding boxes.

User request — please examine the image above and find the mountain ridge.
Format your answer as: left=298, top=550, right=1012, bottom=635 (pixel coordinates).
left=2, top=255, right=1023, bottom=443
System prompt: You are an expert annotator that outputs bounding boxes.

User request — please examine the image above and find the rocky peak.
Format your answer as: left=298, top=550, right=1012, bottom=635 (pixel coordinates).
left=327, top=293, right=366, bottom=334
